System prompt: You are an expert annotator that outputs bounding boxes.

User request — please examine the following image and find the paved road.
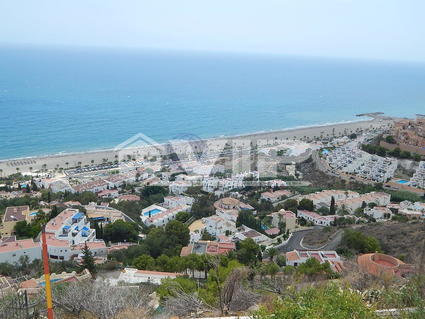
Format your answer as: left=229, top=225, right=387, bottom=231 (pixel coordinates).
left=277, top=227, right=343, bottom=253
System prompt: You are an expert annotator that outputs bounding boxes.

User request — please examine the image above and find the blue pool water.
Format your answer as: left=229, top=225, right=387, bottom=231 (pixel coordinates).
left=40, top=278, right=62, bottom=287
left=397, top=180, right=409, bottom=184
left=143, top=208, right=162, bottom=217
left=29, top=212, right=38, bottom=216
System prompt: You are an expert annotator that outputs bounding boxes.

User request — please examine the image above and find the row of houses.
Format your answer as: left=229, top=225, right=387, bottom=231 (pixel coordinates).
left=326, top=138, right=397, bottom=183
left=36, top=170, right=139, bottom=194
left=300, top=190, right=391, bottom=213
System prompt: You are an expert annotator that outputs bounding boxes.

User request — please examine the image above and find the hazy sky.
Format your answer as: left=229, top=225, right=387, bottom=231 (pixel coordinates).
left=1, top=0, right=424, bottom=62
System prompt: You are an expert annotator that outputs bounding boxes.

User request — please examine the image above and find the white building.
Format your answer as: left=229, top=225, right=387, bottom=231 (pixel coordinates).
left=72, top=180, right=109, bottom=193
left=202, top=215, right=237, bottom=237
left=103, top=171, right=137, bottom=188
left=141, top=204, right=191, bottom=227
left=286, top=250, right=343, bottom=272
left=302, top=190, right=359, bottom=208
left=234, top=226, right=270, bottom=244
left=112, top=268, right=181, bottom=285
left=0, top=239, right=41, bottom=264
left=169, top=180, right=191, bottom=194
left=364, top=206, right=392, bottom=220
left=298, top=210, right=336, bottom=226
left=163, top=195, right=194, bottom=209
left=261, top=190, right=292, bottom=203
left=97, top=189, right=119, bottom=199
left=338, top=192, right=391, bottom=213
left=44, top=208, right=106, bottom=261
left=411, top=161, right=425, bottom=189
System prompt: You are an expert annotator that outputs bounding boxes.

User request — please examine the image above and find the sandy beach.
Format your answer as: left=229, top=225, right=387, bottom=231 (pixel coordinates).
left=0, top=118, right=389, bottom=176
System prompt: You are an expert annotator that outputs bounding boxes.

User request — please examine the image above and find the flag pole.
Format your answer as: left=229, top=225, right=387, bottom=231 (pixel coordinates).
left=41, top=225, right=54, bottom=319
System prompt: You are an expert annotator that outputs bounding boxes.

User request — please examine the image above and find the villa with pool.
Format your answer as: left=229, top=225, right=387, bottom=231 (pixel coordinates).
left=141, top=201, right=192, bottom=227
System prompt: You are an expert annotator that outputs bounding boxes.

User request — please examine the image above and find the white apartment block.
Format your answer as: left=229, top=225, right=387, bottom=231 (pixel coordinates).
left=327, top=140, right=398, bottom=183
left=0, top=239, right=41, bottom=264
left=302, top=190, right=359, bottom=208
left=44, top=208, right=105, bottom=261
left=169, top=180, right=191, bottom=194
left=338, top=192, right=391, bottom=213
left=163, top=195, right=194, bottom=209
left=202, top=215, right=237, bottom=237
left=202, top=175, right=247, bottom=193
left=364, top=206, right=393, bottom=220
left=141, top=204, right=190, bottom=227
left=411, top=161, right=425, bottom=189
left=297, top=210, right=336, bottom=226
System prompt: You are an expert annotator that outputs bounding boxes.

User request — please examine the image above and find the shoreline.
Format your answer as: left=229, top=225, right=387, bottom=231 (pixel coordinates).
left=0, top=117, right=389, bottom=176
left=1, top=118, right=372, bottom=161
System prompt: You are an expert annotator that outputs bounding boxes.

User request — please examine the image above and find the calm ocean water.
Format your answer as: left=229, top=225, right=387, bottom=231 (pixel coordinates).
left=0, top=46, right=424, bottom=160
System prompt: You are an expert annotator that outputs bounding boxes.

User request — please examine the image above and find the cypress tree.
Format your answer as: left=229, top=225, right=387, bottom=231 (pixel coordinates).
left=329, top=196, right=336, bottom=215
left=80, top=243, right=97, bottom=278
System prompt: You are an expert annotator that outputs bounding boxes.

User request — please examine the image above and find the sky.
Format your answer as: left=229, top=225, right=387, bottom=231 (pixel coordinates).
left=1, top=0, right=425, bottom=62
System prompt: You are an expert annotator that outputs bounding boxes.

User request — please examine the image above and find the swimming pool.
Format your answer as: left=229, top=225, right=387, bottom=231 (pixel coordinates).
left=29, top=212, right=39, bottom=216
left=397, top=180, right=409, bottom=184
left=40, top=278, right=62, bottom=287
left=143, top=208, right=162, bottom=217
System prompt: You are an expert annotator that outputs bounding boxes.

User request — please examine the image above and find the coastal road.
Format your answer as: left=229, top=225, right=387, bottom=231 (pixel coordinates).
left=277, top=227, right=343, bottom=253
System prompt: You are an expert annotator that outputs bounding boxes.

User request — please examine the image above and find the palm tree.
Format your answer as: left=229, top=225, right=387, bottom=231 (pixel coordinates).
left=0, top=168, right=3, bottom=177
left=65, top=162, right=69, bottom=168
left=91, top=160, right=95, bottom=165
left=266, top=248, right=278, bottom=262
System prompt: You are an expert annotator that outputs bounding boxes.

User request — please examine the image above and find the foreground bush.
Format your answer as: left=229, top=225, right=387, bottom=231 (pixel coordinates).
left=255, top=284, right=377, bottom=319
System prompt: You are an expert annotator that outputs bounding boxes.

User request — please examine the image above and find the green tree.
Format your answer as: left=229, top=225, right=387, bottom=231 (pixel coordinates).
left=103, top=220, right=139, bottom=243
left=133, top=254, right=156, bottom=270
left=175, top=211, right=190, bottom=223
left=385, top=135, right=396, bottom=144
left=276, top=255, right=286, bottom=267
left=296, top=258, right=335, bottom=278
left=329, top=196, right=336, bottom=215
left=201, top=231, right=216, bottom=241
left=236, top=238, right=261, bottom=265
left=80, top=243, right=97, bottom=277
left=265, top=262, right=280, bottom=278
left=298, top=198, right=314, bottom=211
left=339, top=229, right=381, bottom=254
left=157, top=276, right=197, bottom=299
left=283, top=199, right=298, bottom=213
left=266, top=248, right=278, bottom=262
left=165, top=220, right=190, bottom=247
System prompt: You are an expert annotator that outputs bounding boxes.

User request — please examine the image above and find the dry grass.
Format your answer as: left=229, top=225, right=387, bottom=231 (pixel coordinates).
left=355, top=221, right=425, bottom=263
left=303, top=227, right=339, bottom=247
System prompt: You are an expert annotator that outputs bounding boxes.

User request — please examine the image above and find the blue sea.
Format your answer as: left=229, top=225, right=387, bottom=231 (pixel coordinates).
left=1, top=45, right=425, bottom=160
